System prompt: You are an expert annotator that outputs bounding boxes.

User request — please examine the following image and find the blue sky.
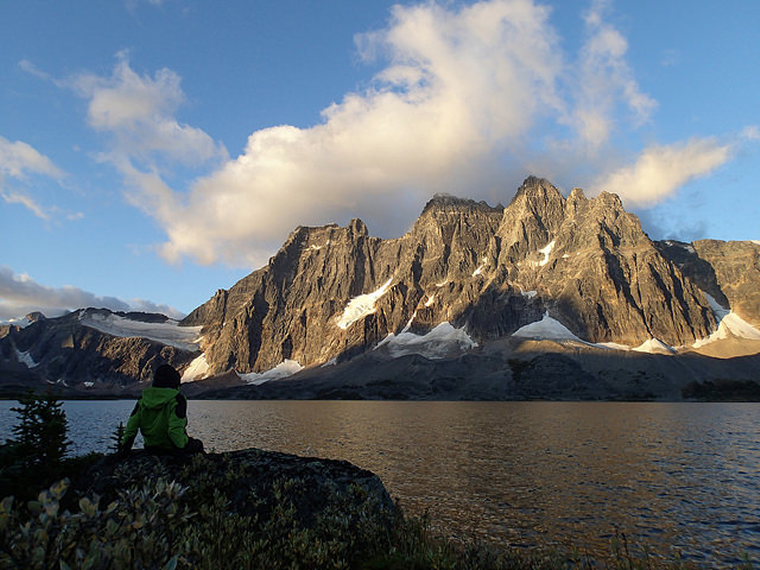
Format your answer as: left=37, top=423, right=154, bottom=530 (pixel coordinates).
left=1, top=0, right=758, bottom=320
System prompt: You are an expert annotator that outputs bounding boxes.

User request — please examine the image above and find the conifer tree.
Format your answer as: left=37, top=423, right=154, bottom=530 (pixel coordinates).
left=9, top=393, right=71, bottom=468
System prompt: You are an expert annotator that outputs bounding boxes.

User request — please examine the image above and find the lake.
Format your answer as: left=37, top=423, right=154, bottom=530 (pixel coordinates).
left=1, top=400, right=758, bottom=566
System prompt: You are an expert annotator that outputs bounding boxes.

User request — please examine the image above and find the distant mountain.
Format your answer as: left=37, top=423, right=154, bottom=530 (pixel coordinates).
left=2, top=177, right=759, bottom=400
left=0, top=308, right=199, bottom=396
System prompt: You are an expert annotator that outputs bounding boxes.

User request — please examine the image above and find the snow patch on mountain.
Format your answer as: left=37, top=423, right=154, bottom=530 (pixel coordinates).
left=239, top=359, right=304, bottom=385
left=512, top=312, right=580, bottom=341
left=595, top=342, right=631, bottom=351
left=690, top=292, right=760, bottom=348
left=705, top=293, right=730, bottom=319
left=79, top=312, right=203, bottom=351
left=538, top=240, right=556, bottom=266
left=632, top=338, right=677, bottom=354
left=376, top=322, right=477, bottom=359
left=472, top=258, right=487, bottom=276
left=15, top=348, right=38, bottom=368
left=693, top=312, right=760, bottom=348
left=337, top=278, right=393, bottom=330
left=182, top=354, right=210, bottom=382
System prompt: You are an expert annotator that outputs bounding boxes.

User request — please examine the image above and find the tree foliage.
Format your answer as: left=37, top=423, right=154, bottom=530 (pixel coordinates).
left=0, top=393, right=72, bottom=500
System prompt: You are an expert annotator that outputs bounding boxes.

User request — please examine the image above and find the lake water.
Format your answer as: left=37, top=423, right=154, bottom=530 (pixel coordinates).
left=1, top=400, right=758, bottom=566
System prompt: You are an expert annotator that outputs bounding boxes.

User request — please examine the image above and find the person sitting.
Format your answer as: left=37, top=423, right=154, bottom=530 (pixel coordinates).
left=120, top=364, right=204, bottom=455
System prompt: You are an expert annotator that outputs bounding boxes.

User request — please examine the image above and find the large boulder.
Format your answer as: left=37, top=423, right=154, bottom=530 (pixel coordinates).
left=76, top=447, right=396, bottom=529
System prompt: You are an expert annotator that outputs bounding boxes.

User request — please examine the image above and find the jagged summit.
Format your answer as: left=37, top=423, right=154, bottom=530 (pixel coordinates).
left=421, top=193, right=502, bottom=215
left=512, top=175, right=562, bottom=200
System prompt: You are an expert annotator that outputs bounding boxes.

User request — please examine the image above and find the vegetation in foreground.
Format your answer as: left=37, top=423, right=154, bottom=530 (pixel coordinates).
left=0, top=396, right=753, bottom=569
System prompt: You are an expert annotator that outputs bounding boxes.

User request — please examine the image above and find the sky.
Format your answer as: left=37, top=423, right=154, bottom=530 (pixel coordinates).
left=1, top=0, right=758, bottom=321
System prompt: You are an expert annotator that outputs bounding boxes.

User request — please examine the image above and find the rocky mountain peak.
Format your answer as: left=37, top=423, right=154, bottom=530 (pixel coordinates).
left=512, top=176, right=564, bottom=204
left=130, top=177, right=729, bottom=379
left=421, top=193, right=502, bottom=216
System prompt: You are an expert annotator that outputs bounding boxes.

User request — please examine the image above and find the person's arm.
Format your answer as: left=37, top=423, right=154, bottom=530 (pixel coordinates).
left=168, top=393, right=190, bottom=449
left=120, top=401, right=141, bottom=451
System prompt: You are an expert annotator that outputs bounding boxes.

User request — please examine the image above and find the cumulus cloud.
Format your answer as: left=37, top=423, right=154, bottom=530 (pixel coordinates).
left=591, top=137, right=732, bottom=206
left=0, top=136, right=68, bottom=220
left=151, top=0, right=571, bottom=264
left=0, top=266, right=185, bottom=321
left=73, top=52, right=227, bottom=169
left=73, top=0, right=729, bottom=267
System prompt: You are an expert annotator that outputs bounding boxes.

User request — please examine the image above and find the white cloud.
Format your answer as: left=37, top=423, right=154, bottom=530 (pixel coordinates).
left=0, top=190, right=51, bottom=221
left=18, top=59, right=54, bottom=82
left=0, top=266, right=184, bottom=321
left=567, top=0, right=656, bottom=151
left=591, top=137, right=732, bottom=206
left=0, top=136, right=63, bottom=180
left=0, top=136, right=66, bottom=220
left=73, top=52, right=227, bottom=168
left=741, top=125, right=760, bottom=141
left=134, top=0, right=570, bottom=265
left=72, top=0, right=730, bottom=267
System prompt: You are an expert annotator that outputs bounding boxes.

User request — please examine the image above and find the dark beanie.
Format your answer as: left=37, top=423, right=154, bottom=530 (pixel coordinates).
left=153, top=364, right=181, bottom=388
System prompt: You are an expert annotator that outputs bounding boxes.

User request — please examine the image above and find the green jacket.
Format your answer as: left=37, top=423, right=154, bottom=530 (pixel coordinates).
left=122, top=387, right=190, bottom=450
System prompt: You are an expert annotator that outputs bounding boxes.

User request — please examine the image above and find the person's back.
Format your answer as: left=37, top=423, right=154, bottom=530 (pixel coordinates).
left=121, top=364, right=204, bottom=455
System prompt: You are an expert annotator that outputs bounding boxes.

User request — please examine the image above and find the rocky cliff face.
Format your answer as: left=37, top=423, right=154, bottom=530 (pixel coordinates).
left=658, top=239, right=760, bottom=328
left=185, top=177, right=717, bottom=376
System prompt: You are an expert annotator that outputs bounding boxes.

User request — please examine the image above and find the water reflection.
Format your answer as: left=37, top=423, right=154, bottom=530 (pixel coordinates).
left=0, top=400, right=757, bottom=566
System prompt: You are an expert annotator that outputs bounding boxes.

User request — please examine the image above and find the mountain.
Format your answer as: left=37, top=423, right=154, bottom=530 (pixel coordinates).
left=184, top=176, right=719, bottom=373
left=0, top=309, right=200, bottom=396
left=3, top=177, right=759, bottom=399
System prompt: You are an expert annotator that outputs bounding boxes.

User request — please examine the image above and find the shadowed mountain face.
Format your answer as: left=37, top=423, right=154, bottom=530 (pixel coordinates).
left=3, top=177, right=758, bottom=399
left=656, top=239, right=760, bottom=328
left=183, top=177, right=717, bottom=376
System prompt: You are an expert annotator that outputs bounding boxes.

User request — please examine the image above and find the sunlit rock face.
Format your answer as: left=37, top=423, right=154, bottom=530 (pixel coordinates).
left=185, top=176, right=718, bottom=376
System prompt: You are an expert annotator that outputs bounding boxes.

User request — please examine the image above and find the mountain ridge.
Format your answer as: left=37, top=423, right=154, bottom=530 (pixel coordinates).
left=3, top=176, right=759, bottom=399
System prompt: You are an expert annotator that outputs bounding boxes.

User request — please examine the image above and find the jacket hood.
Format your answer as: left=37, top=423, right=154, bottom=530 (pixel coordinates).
left=140, top=387, right=180, bottom=410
